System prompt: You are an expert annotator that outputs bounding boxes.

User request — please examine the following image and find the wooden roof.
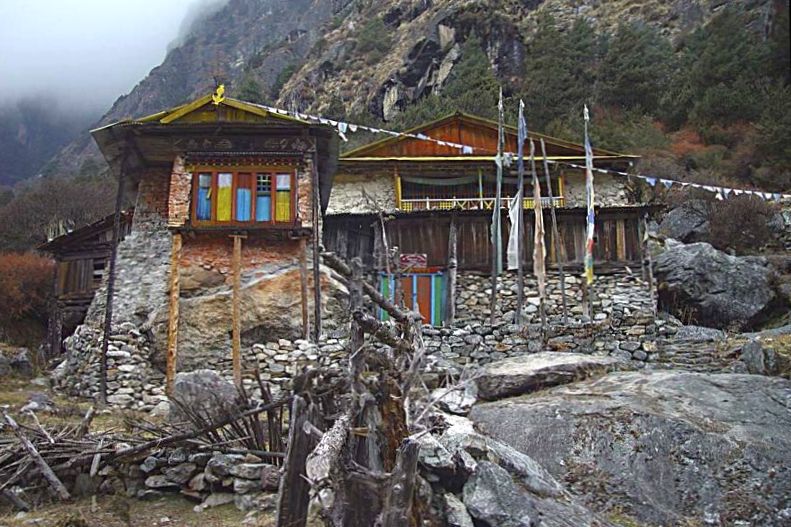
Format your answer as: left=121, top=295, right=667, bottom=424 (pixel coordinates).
left=38, top=209, right=134, bottom=255
left=90, top=92, right=339, bottom=212
left=341, top=112, right=637, bottom=163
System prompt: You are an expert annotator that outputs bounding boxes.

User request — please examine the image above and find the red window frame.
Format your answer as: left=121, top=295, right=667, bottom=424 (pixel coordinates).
left=190, top=166, right=297, bottom=227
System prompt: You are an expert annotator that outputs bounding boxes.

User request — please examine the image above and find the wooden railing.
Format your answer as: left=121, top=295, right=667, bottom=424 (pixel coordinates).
left=398, top=196, right=565, bottom=212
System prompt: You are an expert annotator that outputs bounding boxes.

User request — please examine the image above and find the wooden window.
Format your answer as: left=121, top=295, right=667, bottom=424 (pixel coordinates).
left=235, top=173, right=253, bottom=222
left=256, top=174, right=272, bottom=221
left=196, top=173, right=212, bottom=220
left=191, top=168, right=296, bottom=226
left=274, top=173, right=292, bottom=222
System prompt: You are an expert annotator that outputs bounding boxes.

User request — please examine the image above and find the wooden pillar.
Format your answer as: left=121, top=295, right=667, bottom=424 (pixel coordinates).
left=231, top=234, right=244, bottom=387
left=616, top=219, right=627, bottom=261
left=394, top=166, right=402, bottom=210
left=445, top=212, right=458, bottom=326
left=299, top=237, right=310, bottom=340
left=165, top=232, right=182, bottom=396
left=311, top=153, right=322, bottom=343
left=99, top=151, right=127, bottom=405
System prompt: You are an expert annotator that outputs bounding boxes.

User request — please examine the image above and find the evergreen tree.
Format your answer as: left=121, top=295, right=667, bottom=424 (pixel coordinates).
left=598, top=22, right=674, bottom=114
left=522, top=15, right=599, bottom=129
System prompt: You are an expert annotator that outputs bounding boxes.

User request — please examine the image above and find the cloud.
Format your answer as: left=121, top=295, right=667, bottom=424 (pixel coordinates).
left=0, top=0, right=218, bottom=114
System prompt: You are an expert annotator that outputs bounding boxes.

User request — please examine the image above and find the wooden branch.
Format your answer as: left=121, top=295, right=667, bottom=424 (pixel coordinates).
left=352, top=311, right=412, bottom=353
left=1, top=489, right=30, bottom=512
left=166, top=232, right=182, bottom=395
left=305, top=408, right=352, bottom=485
left=379, top=438, right=420, bottom=527
left=231, top=234, right=243, bottom=387
left=2, top=410, right=71, bottom=501
left=276, top=396, right=315, bottom=527
left=321, top=251, right=421, bottom=324
left=76, top=406, right=96, bottom=439
left=445, top=212, right=458, bottom=326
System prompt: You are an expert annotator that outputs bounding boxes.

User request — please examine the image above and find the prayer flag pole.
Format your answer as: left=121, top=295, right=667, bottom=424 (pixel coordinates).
left=489, top=88, right=505, bottom=325
left=514, top=100, right=527, bottom=326
left=530, top=140, right=547, bottom=338
left=540, top=139, right=568, bottom=324
left=583, top=105, right=596, bottom=319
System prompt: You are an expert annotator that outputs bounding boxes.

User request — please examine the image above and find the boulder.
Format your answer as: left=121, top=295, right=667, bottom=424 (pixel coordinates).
left=654, top=242, right=777, bottom=329
left=470, top=371, right=791, bottom=526
left=169, top=370, right=239, bottom=424
left=462, top=461, right=539, bottom=527
left=444, top=493, right=474, bottom=527
left=0, top=354, right=11, bottom=377
left=740, top=339, right=791, bottom=377
left=658, top=201, right=709, bottom=242
left=476, top=353, right=617, bottom=401
left=10, top=349, right=33, bottom=377
left=163, top=463, right=197, bottom=485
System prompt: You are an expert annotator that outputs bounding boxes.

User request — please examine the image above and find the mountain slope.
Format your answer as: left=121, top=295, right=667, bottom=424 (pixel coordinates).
left=50, top=0, right=779, bottom=177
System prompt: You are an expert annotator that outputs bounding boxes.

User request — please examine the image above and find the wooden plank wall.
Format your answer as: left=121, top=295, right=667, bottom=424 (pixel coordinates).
left=324, top=211, right=643, bottom=272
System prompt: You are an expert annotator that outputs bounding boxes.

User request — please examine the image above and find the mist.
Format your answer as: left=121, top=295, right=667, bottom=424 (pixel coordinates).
left=0, top=0, right=228, bottom=117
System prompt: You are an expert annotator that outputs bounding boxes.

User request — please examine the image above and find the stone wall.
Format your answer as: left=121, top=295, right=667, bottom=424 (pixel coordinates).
left=326, top=172, right=396, bottom=215
left=562, top=170, right=631, bottom=208
left=58, top=264, right=671, bottom=409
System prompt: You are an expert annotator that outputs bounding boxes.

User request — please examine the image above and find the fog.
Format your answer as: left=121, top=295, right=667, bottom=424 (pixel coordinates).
left=0, top=0, right=228, bottom=116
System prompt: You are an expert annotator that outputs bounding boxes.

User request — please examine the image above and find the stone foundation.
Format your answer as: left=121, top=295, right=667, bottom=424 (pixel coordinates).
left=56, top=269, right=674, bottom=409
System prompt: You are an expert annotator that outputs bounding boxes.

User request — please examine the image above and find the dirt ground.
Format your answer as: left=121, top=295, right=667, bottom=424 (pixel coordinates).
left=0, top=494, right=275, bottom=527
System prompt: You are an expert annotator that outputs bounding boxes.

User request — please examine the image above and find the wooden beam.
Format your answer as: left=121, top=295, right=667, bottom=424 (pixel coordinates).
left=299, top=238, right=310, bottom=340
left=445, top=212, right=458, bottom=326
left=231, top=234, right=244, bottom=387
left=616, top=219, right=627, bottom=261
left=165, top=232, right=182, bottom=396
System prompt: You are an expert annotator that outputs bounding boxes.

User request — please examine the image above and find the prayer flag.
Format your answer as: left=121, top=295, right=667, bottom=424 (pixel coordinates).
left=583, top=105, right=595, bottom=285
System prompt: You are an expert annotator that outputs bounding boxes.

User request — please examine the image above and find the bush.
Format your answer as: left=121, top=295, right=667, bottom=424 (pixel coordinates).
left=707, top=195, right=776, bottom=253
left=0, top=252, right=54, bottom=345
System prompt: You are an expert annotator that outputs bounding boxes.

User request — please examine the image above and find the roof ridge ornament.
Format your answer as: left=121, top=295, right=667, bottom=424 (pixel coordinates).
left=211, top=84, right=226, bottom=105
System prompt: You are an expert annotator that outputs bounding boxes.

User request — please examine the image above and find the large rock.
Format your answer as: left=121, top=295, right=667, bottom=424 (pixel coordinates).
left=476, top=353, right=617, bottom=401
left=658, top=200, right=709, bottom=242
left=655, top=242, right=778, bottom=329
left=470, top=371, right=791, bottom=526
left=462, top=461, right=539, bottom=527
left=740, top=338, right=791, bottom=378
left=169, top=370, right=239, bottom=424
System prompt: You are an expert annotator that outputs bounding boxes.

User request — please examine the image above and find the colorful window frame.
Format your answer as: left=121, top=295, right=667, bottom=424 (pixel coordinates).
left=190, top=167, right=297, bottom=226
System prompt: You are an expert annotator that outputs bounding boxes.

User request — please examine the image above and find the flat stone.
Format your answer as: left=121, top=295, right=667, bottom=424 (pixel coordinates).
left=164, top=463, right=197, bottom=484
left=145, top=475, right=179, bottom=489
left=476, top=352, right=618, bottom=401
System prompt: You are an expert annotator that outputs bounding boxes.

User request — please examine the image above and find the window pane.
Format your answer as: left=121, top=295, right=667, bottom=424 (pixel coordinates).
left=274, top=173, right=291, bottom=222
left=216, top=172, right=232, bottom=222
left=236, top=173, right=252, bottom=222
left=196, top=172, right=212, bottom=220
left=256, top=174, right=271, bottom=222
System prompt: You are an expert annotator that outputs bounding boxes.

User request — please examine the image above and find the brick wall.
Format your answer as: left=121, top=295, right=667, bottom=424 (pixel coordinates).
left=132, top=168, right=170, bottom=231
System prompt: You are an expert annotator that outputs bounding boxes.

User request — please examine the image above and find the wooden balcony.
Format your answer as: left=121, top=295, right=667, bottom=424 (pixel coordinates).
left=398, top=195, right=566, bottom=212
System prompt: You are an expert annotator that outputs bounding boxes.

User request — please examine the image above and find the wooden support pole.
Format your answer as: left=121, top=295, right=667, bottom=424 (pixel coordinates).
left=231, top=234, right=244, bottom=388
left=165, top=232, right=182, bottom=396
left=642, top=213, right=657, bottom=316
left=99, top=152, right=127, bottom=405
left=299, top=238, right=310, bottom=340
left=540, top=139, right=568, bottom=324
left=2, top=410, right=71, bottom=501
left=311, top=154, right=322, bottom=343
left=380, top=439, right=420, bottom=527
left=276, top=396, right=312, bottom=527
left=445, top=212, right=458, bottom=326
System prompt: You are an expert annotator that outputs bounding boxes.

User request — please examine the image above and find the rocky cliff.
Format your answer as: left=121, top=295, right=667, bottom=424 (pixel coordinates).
left=50, top=0, right=776, bottom=175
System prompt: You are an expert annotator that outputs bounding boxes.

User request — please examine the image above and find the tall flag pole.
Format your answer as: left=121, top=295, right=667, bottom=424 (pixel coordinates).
left=540, top=138, right=568, bottom=324
left=513, top=100, right=527, bottom=325
left=489, top=88, right=505, bottom=325
left=583, top=105, right=596, bottom=317
left=530, top=139, right=547, bottom=335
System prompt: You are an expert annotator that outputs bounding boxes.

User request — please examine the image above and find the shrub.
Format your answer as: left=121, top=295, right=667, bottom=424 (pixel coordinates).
left=707, top=195, right=776, bottom=253
left=0, top=252, right=54, bottom=345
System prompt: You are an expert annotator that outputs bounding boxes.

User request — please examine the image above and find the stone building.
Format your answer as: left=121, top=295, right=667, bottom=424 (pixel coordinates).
left=60, top=91, right=338, bottom=399
left=324, top=112, right=649, bottom=325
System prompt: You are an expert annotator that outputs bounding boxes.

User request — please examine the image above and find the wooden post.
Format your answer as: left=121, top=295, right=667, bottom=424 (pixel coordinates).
left=99, top=152, right=127, bottom=405
left=275, top=396, right=313, bottom=527
left=642, top=213, right=657, bottom=316
left=165, top=232, right=182, bottom=396
left=299, top=238, right=310, bottom=340
left=394, top=166, right=402, bottom=210
left=231, top=234, right=244, bottom=388
left=445, top=212, right=458, bottom=326
left=540, top=139, right=568, bottom=324
left=311, top=154, right=322, bottom=343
